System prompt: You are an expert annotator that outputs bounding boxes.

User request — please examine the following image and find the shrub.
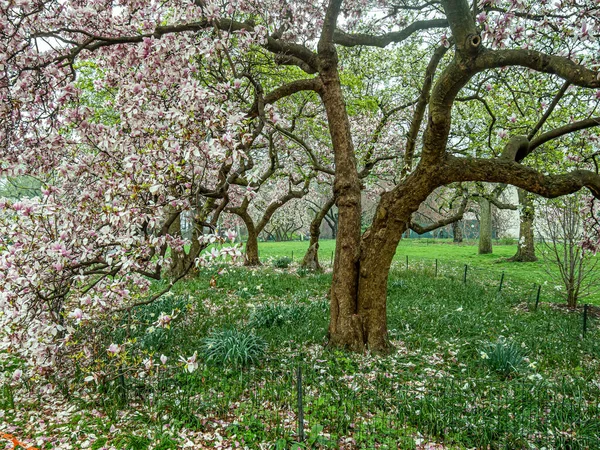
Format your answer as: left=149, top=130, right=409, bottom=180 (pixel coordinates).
left=248, top=303, right=306, bottom=328
left=272, top=256, right=292, bottom=269
left=201, top=328, right=266, bottom=367
left=480, top=338, right=526, bottom=379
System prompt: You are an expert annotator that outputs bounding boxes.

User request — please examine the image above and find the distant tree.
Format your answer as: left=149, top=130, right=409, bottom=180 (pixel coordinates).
left=537, top=195, right=600, bottom=308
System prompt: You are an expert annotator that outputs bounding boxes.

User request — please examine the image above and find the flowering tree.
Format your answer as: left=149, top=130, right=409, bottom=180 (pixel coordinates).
left=3, top=0, right=600, bottom=363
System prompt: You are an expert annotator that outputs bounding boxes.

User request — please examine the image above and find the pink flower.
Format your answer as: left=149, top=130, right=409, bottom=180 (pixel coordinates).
left=107, top=343, right=121, bottom=356
left=69, top=308, right=83, bottom=320
left=225, top=229, right=237, bottom=242
left=13, top=369, right=23, bottom=382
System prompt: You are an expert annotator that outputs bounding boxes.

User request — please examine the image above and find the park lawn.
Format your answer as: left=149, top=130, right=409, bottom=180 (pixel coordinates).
left=256, top=238, right=597, bottom=305
left=3, top=263, right=600, bottom=449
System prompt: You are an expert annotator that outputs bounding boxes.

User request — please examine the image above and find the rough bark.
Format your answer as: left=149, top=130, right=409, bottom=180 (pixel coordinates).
left=510, top=189, right=538, bottom=262
left=245, top=224, right=261, bottom=266
left=452, top=220, right=464, bottom=243
left=478, top=197, right=493, bottom=254
left=302, top=196, right=335, bottom=270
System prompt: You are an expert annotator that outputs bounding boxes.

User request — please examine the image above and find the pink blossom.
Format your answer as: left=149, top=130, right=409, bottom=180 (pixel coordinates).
left=107, top=343, right=121, bottom=356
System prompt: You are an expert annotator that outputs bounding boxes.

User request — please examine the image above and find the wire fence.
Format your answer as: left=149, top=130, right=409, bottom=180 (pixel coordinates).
left=151, top=358, right=600, bottom=449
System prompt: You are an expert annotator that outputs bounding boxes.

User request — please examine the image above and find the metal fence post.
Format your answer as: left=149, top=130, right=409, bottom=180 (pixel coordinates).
left=297, top=364, right=304, bottom=442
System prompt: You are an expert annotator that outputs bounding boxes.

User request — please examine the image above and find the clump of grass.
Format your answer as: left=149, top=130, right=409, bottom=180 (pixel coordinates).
left=248, top=303, right=306, bottom=328
left=201, top=328, right=266, bottom=367
left=479, top=338, right=526, bottom=379
left=272, top=256, right=292, bottom=269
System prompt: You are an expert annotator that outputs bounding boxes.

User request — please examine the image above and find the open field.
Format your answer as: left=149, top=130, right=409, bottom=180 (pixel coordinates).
left=2, top=253, right=599, bottom=449
left=257, top=239, right=598, bottom=305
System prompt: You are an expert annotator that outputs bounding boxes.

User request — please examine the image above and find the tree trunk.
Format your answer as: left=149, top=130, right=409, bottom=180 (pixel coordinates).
left=168, top=213, right=187, bottom=276
left=319, top=66, right=363, bottom=352
left=302, top=196, right=335, bottom=271
left=510, top=189, right=537, bottom=262
left=245, top=224, right=261, bottom=266
left=354, top=169, right=439, bottom=353
left=452, top=220, right=463, bottom=243
left=478, top=197, right=493, bottom=254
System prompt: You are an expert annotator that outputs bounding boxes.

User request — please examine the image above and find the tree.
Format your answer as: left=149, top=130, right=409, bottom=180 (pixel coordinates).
left=471, top=185, right=517, bottom=254
left=537, top=195, right=600, bottom=308
left=4, top=0, right=600, bottom=366
left=509, top=189, right=538, bottom=262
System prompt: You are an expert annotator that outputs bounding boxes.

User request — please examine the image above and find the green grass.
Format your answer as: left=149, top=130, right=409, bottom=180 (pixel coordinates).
left=5, top=259, right=599, bottom=448
left=256, top=238, right=598, bottom=305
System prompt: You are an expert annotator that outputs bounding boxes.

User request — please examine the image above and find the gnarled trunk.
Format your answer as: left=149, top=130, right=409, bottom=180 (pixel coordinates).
left=319, top=65, right=363, bottom=352
left=478, top=197, right=493, bottom=254
left=452, top=220, right=463, bottom=243
left=510, top=189, right=537, bottom=262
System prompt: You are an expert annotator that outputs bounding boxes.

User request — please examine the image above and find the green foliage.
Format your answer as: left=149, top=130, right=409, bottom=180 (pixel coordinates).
left=273, top=256, right=292, bottom=268
left=248, top=302, right=307, bottom=328
left=480, top=338, right=527, bottom=379
left=13, top=245, right=600, bottom=448
left=201, top=328, right=266, bottom=367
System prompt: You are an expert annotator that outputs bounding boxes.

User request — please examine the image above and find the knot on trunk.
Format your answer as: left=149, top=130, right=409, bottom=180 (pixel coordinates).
left=500, top=135, right=530, bottom=162
left=464, top=33, right=482, bottom=55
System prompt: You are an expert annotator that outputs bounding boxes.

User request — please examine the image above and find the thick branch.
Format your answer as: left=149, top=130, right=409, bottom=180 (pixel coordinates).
left=410, top=194, right=469, bottom=234
left=444, top=155, right=600, bottom=199
left=474, top=49, right=600, bottom=89
left=333, top=19, right=448, bottom=48
left=248, top=78, right=323, bottom=118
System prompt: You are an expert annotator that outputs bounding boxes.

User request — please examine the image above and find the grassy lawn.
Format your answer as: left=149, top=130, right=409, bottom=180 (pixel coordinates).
left=257, top=238, right=597, bottom=305
left=3, top=258, right=599, bottom=449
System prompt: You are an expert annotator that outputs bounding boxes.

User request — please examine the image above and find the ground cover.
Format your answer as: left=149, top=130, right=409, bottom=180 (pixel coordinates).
left=2, top=257, right=599, bottom=449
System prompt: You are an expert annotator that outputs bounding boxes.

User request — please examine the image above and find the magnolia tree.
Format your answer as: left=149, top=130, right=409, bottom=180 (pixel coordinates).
left=3, top=0, right=600, bottom=365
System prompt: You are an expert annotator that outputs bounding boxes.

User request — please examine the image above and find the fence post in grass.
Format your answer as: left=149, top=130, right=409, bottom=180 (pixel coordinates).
left=331, top=251, right=334, bottom=267
left=406, top=255, right=409, bottom=270
left=291, top=251, right=294, bottom=262
left=535, top=285, right=541, bottom=310
left=583, top=304, right=589, bottom=338
left=435, top=258, right=438, bottom=278
left=297, top=364, right=305, bottom=442
left=463, top=265, right=468, bottom=284
left=498, top=272, right=504, bottom=292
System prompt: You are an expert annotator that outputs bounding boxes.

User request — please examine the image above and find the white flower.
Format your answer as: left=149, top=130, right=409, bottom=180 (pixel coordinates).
left=179, top=351, right=198, bottom=373
left=456, top=306, right=463, bottom=312
left=160, top=354, right=168, bottom=365
left=480, top=351, right=489, bottom=360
